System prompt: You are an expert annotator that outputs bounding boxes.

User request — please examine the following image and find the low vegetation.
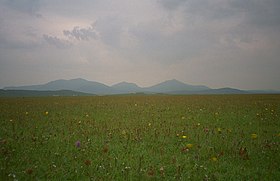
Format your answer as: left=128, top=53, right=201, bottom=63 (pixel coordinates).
left=0, top=95, right=279, bottom=180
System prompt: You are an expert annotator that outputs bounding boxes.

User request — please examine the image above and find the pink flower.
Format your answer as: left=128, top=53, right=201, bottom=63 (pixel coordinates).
left=75, top=141, right=81, bottom=148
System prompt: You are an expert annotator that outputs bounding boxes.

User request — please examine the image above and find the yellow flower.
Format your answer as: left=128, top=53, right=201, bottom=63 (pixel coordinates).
left=217, top=128, right=222, bottom=133
left=211, top=157, right=218, bottom=162
left=182, top=135, right=187, bottom=139
left=251, top=133, right=257, bottom=139
left=186, top=144, right=193, bottom=149
left=45, top=111, right=49, bottom=115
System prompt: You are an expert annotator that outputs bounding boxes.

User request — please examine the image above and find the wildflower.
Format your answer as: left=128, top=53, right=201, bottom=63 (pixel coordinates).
left=148, top=123, right=151, bottom=126
left=171, top=157, right=177, bottom=164
left=251, top=133, right=257, bottom=139
left=217, top=128, right=222, bottom=133
left=218, top=151, right=224, bottom=157
left=75, top=141, right=81, bottom=148
left=186, top=144, right=193, bottom=149
left=159, top=167, right=164, bottom=176
left=211, top=157, right=217, bottom=162
left=102, top=145, right=109, bottom=153
left=0, top=139, right=7, bottom=144
left=182, top=135, right=187, bottom=139
left=197, top=123, right=201, bottom=126
left=25, top=168, right=33, bottom=175
left=25, top=112, right=28, bottom=115
left=8, top=173, right=16, bottom=178
left=45, top=111, right=49, bottom=115
left=239, top=147, right=249, bottom=160
left=181, top=147, right=189, bottom=153
left=84, top=160, right=91, bottom=166
left=124, top=166, right=131, bottom=171
left=147, top=167, right=155, bottom=177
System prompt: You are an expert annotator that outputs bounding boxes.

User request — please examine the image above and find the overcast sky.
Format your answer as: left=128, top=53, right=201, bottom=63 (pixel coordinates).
left=0, top=0, right=280, bottom=90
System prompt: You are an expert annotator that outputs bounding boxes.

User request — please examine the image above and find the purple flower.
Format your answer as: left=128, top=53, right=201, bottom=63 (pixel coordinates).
left=75, top=141, right=81, bottom=148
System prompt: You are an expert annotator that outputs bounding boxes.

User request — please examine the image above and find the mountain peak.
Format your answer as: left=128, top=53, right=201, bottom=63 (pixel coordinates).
left=162, top=79, right=185, bottom=84
left=112, top=81, right=141, bottom=93
left=70, top=78, right=88, bottom=81
left=145, top=79, right=210, bottom=93
left=113, top=81, right=138, bottom=86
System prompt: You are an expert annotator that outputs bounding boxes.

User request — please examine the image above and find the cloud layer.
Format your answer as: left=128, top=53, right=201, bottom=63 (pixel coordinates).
left=0, top=0, right=280, bottom=90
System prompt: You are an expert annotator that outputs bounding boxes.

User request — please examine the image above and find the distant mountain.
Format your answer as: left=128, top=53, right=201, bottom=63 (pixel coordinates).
left=247, top=90, right=280, bottom=94
left=5, top=78, right=118, bottom=95
left=3, top=78, right=279, bottom=96
left=144, top=79, right=210, bottom=93
left=112, top=82, right=143, bottom=93
left=168, top=87, right=248, bottom=95
left=0, top=89, right=93, bottom=97
left=199, top=88, right=249, bottom=94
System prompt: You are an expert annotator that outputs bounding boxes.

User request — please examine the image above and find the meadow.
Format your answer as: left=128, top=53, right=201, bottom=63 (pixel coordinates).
left=0, top=95, right=279, bottom=180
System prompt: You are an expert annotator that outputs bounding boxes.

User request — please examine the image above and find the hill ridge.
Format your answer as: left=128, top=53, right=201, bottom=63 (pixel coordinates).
left=3, top=78, right=280, bottom=96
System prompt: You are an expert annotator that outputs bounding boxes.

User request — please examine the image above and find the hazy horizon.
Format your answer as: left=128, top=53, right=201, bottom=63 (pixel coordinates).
left=1, top=0, right=280, bottom=90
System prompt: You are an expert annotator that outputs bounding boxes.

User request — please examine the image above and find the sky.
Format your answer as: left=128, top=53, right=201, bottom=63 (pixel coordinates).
left=0, top=0, right=280, bottom=90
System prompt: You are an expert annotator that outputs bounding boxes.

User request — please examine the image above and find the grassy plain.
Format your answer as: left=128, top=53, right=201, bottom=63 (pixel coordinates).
left=0, top=95, right=279, bottom=180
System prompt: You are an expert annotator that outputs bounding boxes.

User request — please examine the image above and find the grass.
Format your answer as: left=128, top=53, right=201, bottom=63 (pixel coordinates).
left=0, top=95, right=279, bottom=180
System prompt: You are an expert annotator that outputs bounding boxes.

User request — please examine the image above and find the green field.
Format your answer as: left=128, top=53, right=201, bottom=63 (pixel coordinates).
left=0, top=95, right=279, bottom=180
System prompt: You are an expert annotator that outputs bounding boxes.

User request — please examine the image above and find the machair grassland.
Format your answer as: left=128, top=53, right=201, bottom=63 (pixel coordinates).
left=0, top=95, right=279, bottom=180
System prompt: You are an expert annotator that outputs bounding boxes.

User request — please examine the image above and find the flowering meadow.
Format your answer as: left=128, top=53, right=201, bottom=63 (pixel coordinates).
left=0, top=95, right=279, bottom=180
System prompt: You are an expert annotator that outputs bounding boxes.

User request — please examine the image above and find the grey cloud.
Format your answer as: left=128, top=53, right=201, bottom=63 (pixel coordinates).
left=230, top=0, right=280, bottom=27
left=156, top=0, right=280, bottom=51
left=130, top=25, right=214, bottom=63
left=43, top=34, right=71, bottom=48
left=159, top=0, right=280, bottom=27
left=158, top=0, right=235, bottom=19
left=159, top=0, right=187, bottom=10
left=3, top=0, right=41, bottom=15
left=63, top=24, right=97, bottom=41
left=94, top=17, right=124, bottom=47
left=0, top=31, right=40, bottom=50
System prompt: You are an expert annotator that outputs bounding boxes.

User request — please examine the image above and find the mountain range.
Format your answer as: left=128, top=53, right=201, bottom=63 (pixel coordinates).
left=2, top=78, right=279, bottom=96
